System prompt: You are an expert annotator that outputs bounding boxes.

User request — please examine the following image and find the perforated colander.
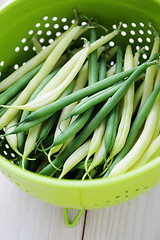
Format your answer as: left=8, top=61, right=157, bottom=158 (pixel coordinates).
left=1, top=0, right=160, bottom=227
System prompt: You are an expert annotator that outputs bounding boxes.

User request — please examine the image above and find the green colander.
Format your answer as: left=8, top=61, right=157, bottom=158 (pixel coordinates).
left=0, top=0, right=160, bottom=227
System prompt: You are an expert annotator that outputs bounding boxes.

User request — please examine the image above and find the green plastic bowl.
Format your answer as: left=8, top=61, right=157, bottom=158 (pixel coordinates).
left=0, top=0, right=160, bottom=213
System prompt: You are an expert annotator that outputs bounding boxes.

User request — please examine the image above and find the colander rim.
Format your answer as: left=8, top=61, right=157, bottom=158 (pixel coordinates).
left=0, top=154, right=160, bottom=189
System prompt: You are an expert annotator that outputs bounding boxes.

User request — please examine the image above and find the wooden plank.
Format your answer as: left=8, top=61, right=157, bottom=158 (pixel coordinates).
left=83, top=183, right=160, bottom=240
left=0, top=172, right=85, bottom=240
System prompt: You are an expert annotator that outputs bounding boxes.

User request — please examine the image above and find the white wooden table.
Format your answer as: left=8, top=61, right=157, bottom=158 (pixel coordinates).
left=1, top=0, right=160, bottom=239
left=0, top=171, right=160, bottom=240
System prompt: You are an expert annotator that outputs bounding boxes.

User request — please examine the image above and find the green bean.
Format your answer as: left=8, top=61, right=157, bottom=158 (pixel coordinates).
left=108, top=83, right=159, bottom=177
left=17, top=68, right=60, bottom=152
left=46, top=62, right=89, bottom=156
left=99, top=53, right=107, bottom=81
left=21, top=71, right=131, bottom=125
left=104, top=47, right=123, bottom=161
left=83, top=52, right=107, bottom=178
left=83, top=51, right=107, bottom=178
left=14, top=53, right=159, bottom=131
left=103, top=76, right=160, bottom=177
left=88, top=28, right=98, bottom=85
left=9, top=78, right=76, bottom=138
left=37, top=77, right=77, bottom=144
left=24, top=79, right=122, bottom=127
left=39, top=59, right=157, bottom=176
left=0, top=64, right=43, bottom=105
left=0, top=93, right=20, bottom=117
left=46, top=107, right=94, bottom=150
left=83, top=47, right=121, bottom=178
left=11, top=116, right=48, bottom=134
left=65, top=82, right=123, bottom=118
left=115, top=47, right=123, bottom=73
left=64, top=52, right=116, bottom=118
left=36, top=112, right=61, bottom=147
left=19, top=76, right=76, bottom=168
left=47, top=30, right=98, bottom=151
left=37, top=84, right=76, bottom=153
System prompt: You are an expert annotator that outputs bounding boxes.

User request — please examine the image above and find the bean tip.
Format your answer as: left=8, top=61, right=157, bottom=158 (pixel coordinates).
left=114, top=22, right=122, bottom=35
left=148, top=22, right=159, bottom=38
left=81, top=37, right=90, bottom=48
left=73, top=8, right=80, bottom=23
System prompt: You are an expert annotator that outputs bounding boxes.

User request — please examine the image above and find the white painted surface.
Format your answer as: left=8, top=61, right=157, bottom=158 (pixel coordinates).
left=0, top=172, right=160, bottom=240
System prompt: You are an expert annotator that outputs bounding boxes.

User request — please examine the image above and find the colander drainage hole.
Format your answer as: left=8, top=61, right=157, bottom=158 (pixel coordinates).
left=115, top=195, right=120, bottom=199
left=15, top=47, right=20, bottom=52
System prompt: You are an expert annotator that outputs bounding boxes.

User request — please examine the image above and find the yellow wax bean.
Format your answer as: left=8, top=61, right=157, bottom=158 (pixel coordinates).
left=48, top=62, right=89, bottom=161
left=15, top=46, right=89, bottom=111
left=37, top=49, right=83, bottom=97
left=31, top=36, right=42, bottom=53
left=0, top=22, right=78, bottom=92
left=105, top=46, right=118, bottom=62
left=5, top=112, right=22, bottom=157
left=108, top=70, right=160, bottom=177
left=151, top=112, right=160, bottom=141
left=0, top=25, right=80, bottom=129
left=89, top=29, right=120, bottom=53
left=108, top=45, right=135, bottom=161
left=140, top=35, right=159, bottom=107
left=130, top=134, right=160, bottom=170
left=108, top=96, right=160, bottom=177
left=22, top=123, right=42, bottom=169
left=58, top=140, right=91, bottom=179
left=84, top=119, right=106, bottom=173
left=106, top=64, right=116, bottom=77
left=133, top=82, right=144, bottom=113
left=83, top=136, right=105, bottom=180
